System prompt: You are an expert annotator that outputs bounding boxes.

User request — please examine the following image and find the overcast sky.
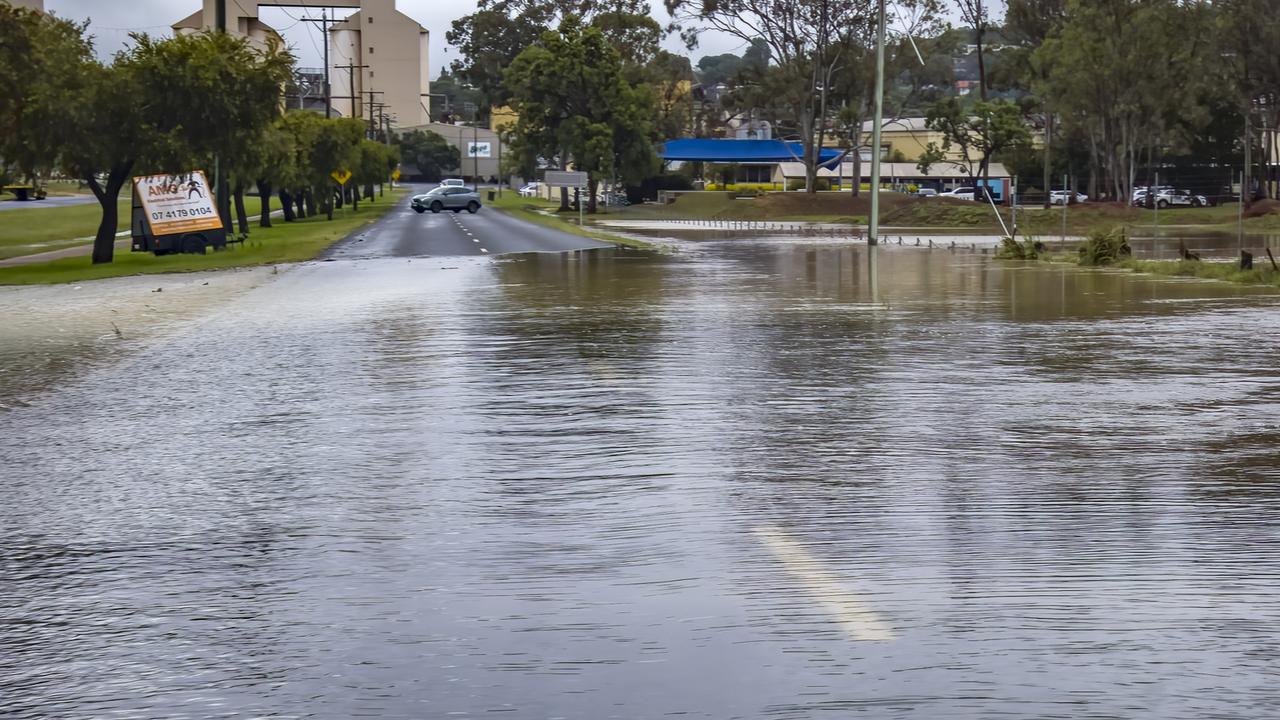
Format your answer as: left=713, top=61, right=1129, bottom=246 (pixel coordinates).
left=44, top=1, right=746, bottom=78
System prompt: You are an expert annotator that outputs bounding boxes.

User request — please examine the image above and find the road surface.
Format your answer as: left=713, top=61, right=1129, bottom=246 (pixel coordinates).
left=330, top=191, right=613, bottom=259
left=3, top=222, right=1280, bottom=720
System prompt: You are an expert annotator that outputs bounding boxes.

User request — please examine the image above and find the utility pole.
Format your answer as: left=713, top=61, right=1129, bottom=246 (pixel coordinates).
left=1241, top=111, right=1251, bottom=263
left=214, top=0, right=231, bottom=236
left=867, top=0, right=887, bottom=247
left=330, top=63, right=368, bottom=118
left=300, top=11, right=332, bottom=118
left=362, top=90, right=384, bottom=138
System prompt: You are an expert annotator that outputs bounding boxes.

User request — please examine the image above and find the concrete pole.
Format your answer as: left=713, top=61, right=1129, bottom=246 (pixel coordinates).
left=867, top=0, right=887, bottom=247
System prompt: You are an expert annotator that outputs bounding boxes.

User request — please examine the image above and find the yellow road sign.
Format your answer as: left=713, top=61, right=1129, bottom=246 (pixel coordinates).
left=331, top=169, right=352, bottom=186
left=391, top=169, right=401, bottom=182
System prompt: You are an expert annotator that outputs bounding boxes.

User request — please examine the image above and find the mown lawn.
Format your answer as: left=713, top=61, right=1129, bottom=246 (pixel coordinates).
left=0, top=194, right=268, bottom=260
left=0, top=190, right=404, bottom=285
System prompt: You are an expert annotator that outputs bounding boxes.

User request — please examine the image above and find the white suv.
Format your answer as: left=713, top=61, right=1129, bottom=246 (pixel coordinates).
left=939, top=186, right=976, bottom=201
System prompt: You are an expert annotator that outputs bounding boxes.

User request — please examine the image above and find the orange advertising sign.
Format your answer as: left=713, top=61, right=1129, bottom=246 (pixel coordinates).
left=134, top=171, right=223, bottom=236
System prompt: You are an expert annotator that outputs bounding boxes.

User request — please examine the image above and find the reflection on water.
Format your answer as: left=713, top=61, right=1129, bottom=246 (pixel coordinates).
left=2, top=239, right=1280, bottom=719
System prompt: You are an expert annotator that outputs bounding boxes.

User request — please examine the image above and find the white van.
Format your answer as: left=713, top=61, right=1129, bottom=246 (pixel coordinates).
left=440, top=178, right=466, bottom=187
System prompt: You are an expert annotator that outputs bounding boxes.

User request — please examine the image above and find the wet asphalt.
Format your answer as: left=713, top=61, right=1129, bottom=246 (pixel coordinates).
left=328, top=186, right=613, bottom=260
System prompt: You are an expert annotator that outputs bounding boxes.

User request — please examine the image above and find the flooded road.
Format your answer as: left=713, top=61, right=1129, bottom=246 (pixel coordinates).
left=3, top=222, right=1280, bottom=719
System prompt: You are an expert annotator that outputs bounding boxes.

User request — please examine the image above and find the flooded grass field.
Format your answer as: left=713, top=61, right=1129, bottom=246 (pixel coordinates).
left=2, top=233, right=1279, bottom=719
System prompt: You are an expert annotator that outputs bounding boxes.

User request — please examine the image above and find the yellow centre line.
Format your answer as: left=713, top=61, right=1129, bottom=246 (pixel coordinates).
left=753, top=526, right=894, bottom=642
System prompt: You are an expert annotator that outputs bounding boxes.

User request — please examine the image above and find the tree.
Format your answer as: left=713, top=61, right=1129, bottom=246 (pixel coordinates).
left=1216, top=0, right=1280, bottom=202
left=950, top=0, right=993, bottom=100
left=1033, top=0, right=1213, bottom=201
left=924, top=96, right=1030, bottom=192
left=125, top=32, right=292, bottom=233
left=243, top=120, right=298, bottom=228
left=398, top=129, right=461, bottom=182
left=667, top=0, right=910, bottom=193
left=0, top=6, right=94, bottom=191
left=1000, top=0, right=1067, bottom=207
left=448, top=0, right=657, bottom=111
left=505, top=16, right=659, bottom=213
left=59, top=62, right=144, bottom=264
left=697, top=53, right=743, bottom=86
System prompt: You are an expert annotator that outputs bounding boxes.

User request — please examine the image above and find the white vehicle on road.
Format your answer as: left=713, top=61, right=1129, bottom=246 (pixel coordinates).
left=440, top=178, right=466, bottom=188
left=939, top=186, right=976, bottom=201
left=518, top=183, right=542, bottom=198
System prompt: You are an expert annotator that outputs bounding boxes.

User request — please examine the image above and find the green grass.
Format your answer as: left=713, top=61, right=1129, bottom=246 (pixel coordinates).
left=0, top=194, right=267, bottom=260
left=488, top=193, right=652, bottom=248
left=0, top=190, right=404, bottom=285
left=0, top=200, right=131, bottom=259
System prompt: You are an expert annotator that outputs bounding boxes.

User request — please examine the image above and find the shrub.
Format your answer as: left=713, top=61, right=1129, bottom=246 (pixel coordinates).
left=1078, top=226, right=1131, bottom=266
left=786, top=178, right=832, bottom=191
left=996, top=234, right=1046, bottom=260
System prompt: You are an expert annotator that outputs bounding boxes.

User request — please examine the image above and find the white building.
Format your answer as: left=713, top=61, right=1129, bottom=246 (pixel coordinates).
left=171, top=0, right=430, bottom=130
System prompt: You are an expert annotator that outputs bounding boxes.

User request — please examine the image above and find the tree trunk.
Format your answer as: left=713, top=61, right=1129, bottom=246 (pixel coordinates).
left=233, top=183, right=249, bottom=236
left=587, top=177, right=598, bottom=214
left=304, top=189, right=316, bottom=218
left=975, top=9, right=988, bottom=101
left=851, top=149, right=861, bottom=198
left=351, top=184, right=359, bottom=212
left=278, top=189, right=294, bottom=222
left=364, top=182, right=374, bottom=200
left=258, top=181, right=273, bottom=227
left=334, top=184, right=344, bottom=209
left=85, top=161, right=133, bottom=265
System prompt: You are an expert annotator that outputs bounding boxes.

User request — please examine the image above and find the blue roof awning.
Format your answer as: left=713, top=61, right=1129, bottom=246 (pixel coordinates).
left=662, top=138, right=845, bottom=167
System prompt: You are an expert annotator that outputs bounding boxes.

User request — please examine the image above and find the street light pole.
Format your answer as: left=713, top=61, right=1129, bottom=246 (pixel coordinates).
left=214, top=0, right=231, bottom=236
left=867, top=0, right=887, bottom=247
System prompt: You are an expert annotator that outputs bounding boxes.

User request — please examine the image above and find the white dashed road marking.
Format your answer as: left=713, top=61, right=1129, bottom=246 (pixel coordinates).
left=754, top=526, right=893, bottom=641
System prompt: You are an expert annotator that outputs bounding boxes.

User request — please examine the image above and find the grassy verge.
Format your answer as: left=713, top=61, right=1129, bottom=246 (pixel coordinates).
left=0, top=190, right=404, bottom=285
left=487, top=193, right=653, bottom=248
left=0, top=194, right=268, bottom=260
left=0, top=200, right=131, bottom=259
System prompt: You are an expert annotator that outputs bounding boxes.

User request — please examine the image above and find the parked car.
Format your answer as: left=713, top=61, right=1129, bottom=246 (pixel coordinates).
left=605, top=192, right=631, bottom=206
left=916, top=188, right=938, bottom=198
left=1132, top=185, right=1173, bottom=206
left=1153, top=188, right=1208, bottom=208
left=518, top=183, right=542, bottom=198
left=939, top=186, right=976, bottom=201
left=440, top=178, right=466, bottom=188
left=1049, top=190, right=1088, bottom=205
left=412, top=186, right=482, bottom=214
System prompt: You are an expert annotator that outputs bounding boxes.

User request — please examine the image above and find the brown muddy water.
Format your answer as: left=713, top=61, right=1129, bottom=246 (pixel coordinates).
left=2, top=235, right=1280, bottom=719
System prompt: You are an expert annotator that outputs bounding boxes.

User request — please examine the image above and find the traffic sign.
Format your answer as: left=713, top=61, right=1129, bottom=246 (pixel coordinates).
left=391, top=168, right=401, bottom=182
left=331, top=169, right=352, bottom=186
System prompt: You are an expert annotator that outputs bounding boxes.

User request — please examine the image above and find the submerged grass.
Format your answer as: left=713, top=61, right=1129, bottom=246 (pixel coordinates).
left=1117, top=258, right=1280, bottom=286
left=0, top=190, right=403, bottom=285
left=1005, top=223, right=1280, bottom=288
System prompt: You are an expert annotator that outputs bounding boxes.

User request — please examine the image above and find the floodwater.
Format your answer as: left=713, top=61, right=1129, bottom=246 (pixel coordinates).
left=3, top=235, right=1280, bottom=719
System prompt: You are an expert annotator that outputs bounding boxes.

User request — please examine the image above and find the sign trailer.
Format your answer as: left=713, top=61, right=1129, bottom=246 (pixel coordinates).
left=544, top=170, right=590, bottom=226
left=131, top=171, right=227, bottom=255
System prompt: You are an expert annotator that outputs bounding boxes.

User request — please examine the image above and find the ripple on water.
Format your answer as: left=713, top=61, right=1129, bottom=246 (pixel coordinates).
left=2, top=247, right=1280, bottom=719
